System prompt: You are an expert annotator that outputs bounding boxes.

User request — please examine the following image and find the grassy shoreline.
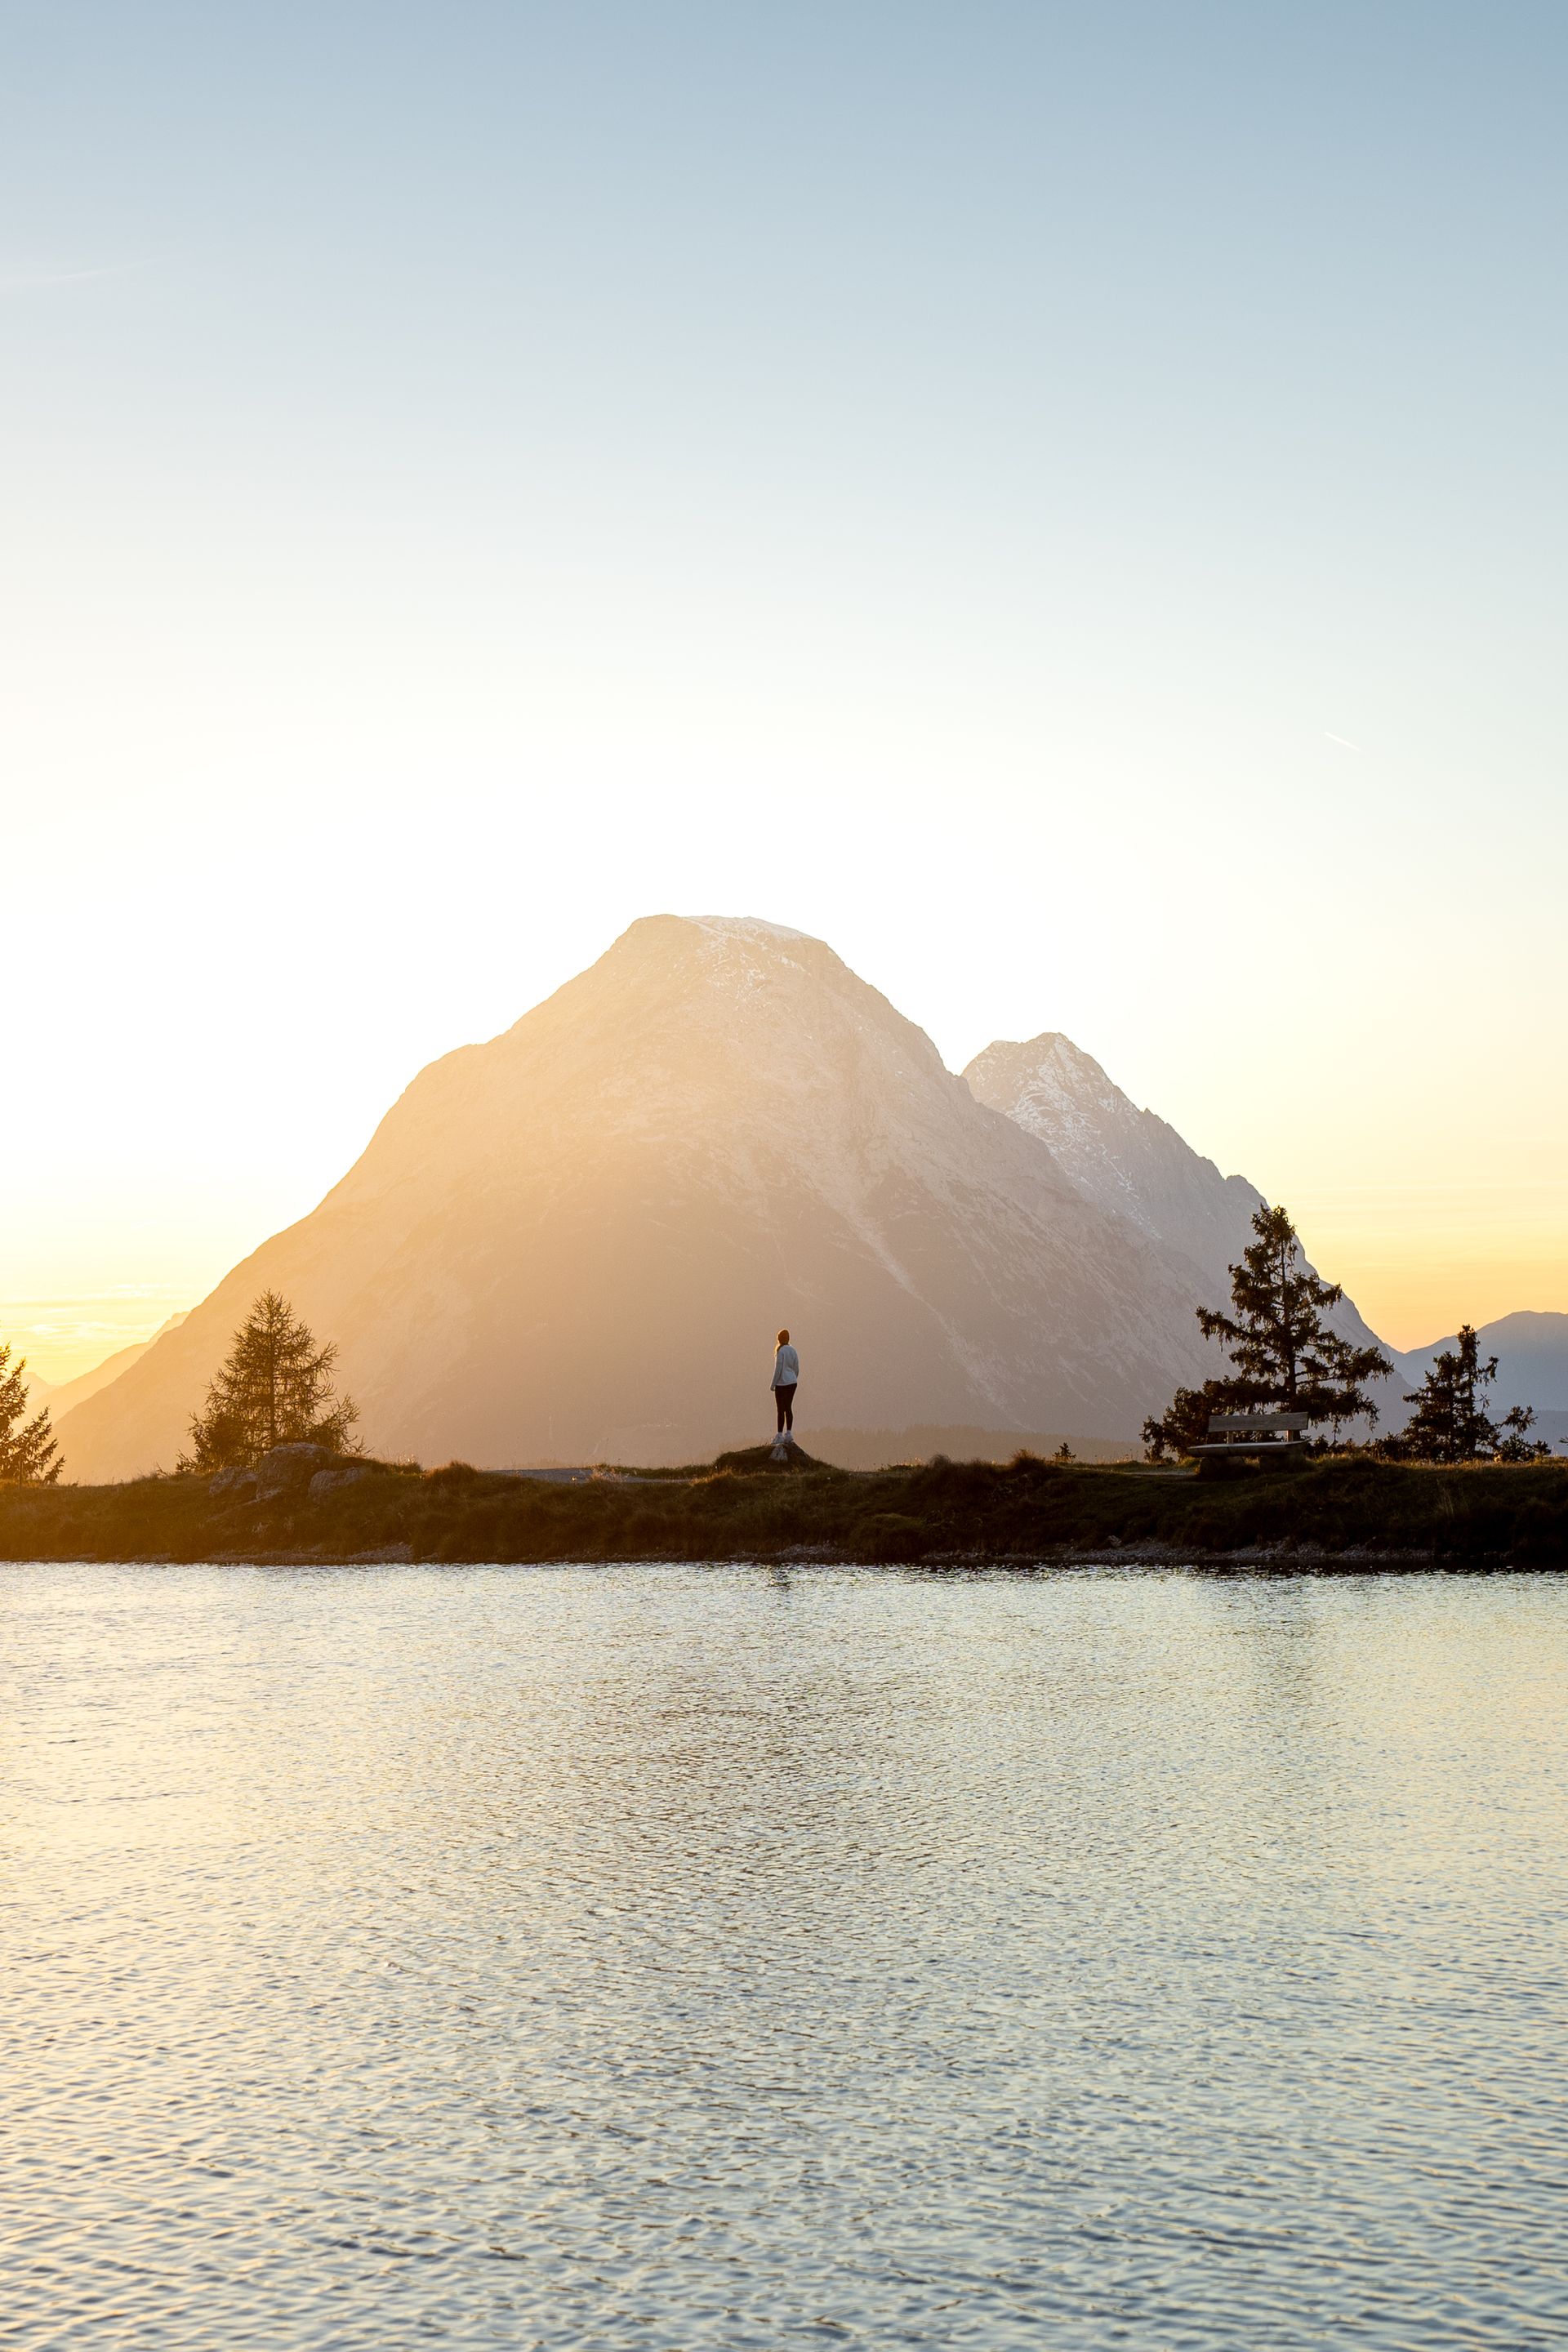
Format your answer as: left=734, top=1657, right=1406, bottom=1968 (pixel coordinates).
left=2, top=1449, right=1566, bottom=1568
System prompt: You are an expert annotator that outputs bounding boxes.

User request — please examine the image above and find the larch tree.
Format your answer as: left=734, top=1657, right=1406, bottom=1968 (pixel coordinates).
left=1392, top=1325, right=1547, bottom=1463
left=1143, top=1202, right=1392, bottom=1460
left=178, top=1291, right=359, bottom=1472
left=1494, top=1405, right=1552, bottom=1463
left=0, top=1343, right=62, bottom=1485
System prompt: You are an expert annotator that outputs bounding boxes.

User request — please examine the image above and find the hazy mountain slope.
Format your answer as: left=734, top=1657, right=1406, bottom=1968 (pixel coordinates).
left=964, top=1031, right=1393, bottom=1372
left=42, top=1315, right=189, bottom=1423
left=1394, top=1312, right=1568, bottom=1414
left=60, top=918, right=1221, bottom=1479
left=804, top=1425, right=1139, bottom=1468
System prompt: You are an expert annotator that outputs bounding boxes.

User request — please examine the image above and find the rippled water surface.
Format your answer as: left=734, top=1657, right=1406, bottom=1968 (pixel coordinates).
left=3, top=1565, right=1566, bottom=2349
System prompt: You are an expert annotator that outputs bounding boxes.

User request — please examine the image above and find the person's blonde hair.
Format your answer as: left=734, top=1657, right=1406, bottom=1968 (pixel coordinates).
left=777, top=1328, right=790, bottom=1346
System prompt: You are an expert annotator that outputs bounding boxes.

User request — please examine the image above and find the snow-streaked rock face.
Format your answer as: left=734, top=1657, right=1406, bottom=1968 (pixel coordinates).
left=964, top=1035, right=1263, bottom=1287
left=687, top=915, right=811, bottom=945
left=964, top=1031, right=1390, bottom=1365
left=60, top=917, right=1228, bottom=1477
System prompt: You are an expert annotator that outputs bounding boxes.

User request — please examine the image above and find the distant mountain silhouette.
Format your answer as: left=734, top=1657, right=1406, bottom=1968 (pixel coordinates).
left=1394, top=1311, right=1568, bottom=1418
left=964, top=1031, right=1391, bottom=1366
left=38, top=1315, right=189, bottom=1423
left=60, top=917, right=1235, bottom=1478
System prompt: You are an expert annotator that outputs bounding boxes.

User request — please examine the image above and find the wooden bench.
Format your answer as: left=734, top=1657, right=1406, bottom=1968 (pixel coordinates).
left=1190, top=1413, right=1311, bottom=1463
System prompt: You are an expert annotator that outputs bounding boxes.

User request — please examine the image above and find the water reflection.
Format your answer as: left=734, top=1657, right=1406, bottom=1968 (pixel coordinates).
left=2, top=1563, right=1565, bottom=2347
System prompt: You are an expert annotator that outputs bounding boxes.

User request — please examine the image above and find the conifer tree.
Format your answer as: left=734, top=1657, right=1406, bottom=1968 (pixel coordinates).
left=1142, top=1381, right=1227, bottom=1463
left=178, top=1291, right=359, bottom=1472
left=0, top=1343, right=62, bottom=1484
left=1494, top=1405, right=1552, bottom=1464
left=1391, top=1325, right=1545, bottom=1463
left=1143, top=1202, right=1392, bottom=1458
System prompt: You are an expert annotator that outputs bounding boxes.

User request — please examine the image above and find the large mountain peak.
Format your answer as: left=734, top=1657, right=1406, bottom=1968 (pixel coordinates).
left=369, top=911, right=960, bottom=1201
left=59, top=920, right=1211, bottom=1479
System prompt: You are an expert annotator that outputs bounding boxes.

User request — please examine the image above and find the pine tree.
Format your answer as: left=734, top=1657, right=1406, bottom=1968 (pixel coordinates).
left=1494, top=1405, right=1552, bottom=1464
left=0, top=1343, right=62, bottom=1484
left=1143, top=1203, right=1392, bottom=1458
left=178, top=1291, right=359, bottom=1472
left=1392, top=1325, right=1528, bottom=1463
left=1142, top=1381, right=1228, bottom=1463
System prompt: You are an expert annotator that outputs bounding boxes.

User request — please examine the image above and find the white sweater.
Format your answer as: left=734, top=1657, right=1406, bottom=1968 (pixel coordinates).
left=771, top=1344, right=800, bottom=1388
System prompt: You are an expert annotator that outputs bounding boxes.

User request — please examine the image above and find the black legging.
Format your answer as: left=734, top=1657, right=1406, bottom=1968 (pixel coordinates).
left=774, top=1383, right=796, bottom=1433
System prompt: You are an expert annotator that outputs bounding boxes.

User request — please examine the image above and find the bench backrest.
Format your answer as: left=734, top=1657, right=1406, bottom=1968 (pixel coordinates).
left=1206, top=1414, right=1311, bottom=1435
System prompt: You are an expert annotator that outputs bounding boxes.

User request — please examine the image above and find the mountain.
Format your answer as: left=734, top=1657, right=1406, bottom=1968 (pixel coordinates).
left=1394, top=1312, right=1568, bottom=1419
left=59, top=917, right=1226, bottom=1480
left=972, top=1042, right=1568, bottom=1449
left=964, top=1035, right=1261, bottom=1291
left=40, top=1315, right=189, bottom=1423
left=964, top=1031, right=1392, bottom=1369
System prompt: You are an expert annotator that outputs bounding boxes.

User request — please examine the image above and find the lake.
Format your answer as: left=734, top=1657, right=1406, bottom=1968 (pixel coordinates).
left=2, top=1563, right=1565, bottom=2348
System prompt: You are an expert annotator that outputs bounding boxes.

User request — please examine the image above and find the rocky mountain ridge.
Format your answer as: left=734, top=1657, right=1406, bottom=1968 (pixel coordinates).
left=964, top=1031, right=1391, bottom=1365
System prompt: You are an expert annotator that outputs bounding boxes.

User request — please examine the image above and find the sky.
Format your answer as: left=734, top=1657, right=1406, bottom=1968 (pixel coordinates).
left=3, top=0, right=1566, bottom=1379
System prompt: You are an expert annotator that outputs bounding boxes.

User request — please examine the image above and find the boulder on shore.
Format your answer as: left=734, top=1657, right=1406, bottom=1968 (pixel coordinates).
left=207, top=1466, right=259, bottom=1500
left=309, top=1465, right=372, bottom=1499
left=208, top=1448, right=368, bottom=1502
left=255, top=1443, right=337, bottom=1499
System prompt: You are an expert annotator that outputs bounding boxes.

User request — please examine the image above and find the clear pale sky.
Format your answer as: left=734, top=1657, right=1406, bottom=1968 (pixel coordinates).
left=4, top=2, right=1565, bottom=1379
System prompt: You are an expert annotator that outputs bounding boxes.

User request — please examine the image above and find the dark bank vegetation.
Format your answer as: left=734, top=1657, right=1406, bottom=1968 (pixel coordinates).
left=2, top=1446, right=1566, bottom=1570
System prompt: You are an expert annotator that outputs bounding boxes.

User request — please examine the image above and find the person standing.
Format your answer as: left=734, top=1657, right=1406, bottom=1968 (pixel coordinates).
left=771, top=1328, right=800, bottom=1443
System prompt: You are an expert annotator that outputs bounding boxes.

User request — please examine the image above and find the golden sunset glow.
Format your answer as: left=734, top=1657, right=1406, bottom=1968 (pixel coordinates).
left=3, top=4, right=1564, bottom=1419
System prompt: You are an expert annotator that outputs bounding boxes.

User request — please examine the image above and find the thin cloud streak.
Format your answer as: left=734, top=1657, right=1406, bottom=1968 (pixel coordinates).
left=0, top=260, right=156, bottom=293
